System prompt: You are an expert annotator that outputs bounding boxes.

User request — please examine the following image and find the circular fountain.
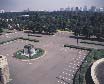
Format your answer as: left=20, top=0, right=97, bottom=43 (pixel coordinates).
left=15, top=44, right=44, bottom=59
left=23, top=44, right=36, bottom=58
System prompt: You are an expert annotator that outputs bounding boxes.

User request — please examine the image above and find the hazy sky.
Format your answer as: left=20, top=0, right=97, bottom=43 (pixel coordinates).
left=0, top=0, right=104, bottom=11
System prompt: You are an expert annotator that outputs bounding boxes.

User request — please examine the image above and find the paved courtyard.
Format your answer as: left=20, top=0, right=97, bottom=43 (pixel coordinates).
left=0, top=31, right=93, bottom=84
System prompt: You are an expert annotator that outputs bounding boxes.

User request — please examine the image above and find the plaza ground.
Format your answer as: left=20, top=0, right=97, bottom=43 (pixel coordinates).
left=0, top=31, right=103, bottom=84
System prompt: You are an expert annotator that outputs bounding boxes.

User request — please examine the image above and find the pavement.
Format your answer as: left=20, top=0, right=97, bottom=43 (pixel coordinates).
left=0, top=31, right=95, bottom=84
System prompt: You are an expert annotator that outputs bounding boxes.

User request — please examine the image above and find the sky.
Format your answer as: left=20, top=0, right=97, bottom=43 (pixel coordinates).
left=0, top=0, right=104, bottom=12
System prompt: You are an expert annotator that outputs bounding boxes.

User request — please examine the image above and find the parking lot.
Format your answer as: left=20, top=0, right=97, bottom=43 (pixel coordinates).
left=0, top=31, right=88, bottom=84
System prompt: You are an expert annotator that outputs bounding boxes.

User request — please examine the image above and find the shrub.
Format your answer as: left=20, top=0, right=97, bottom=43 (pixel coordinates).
left=80, top=41, right=104, bottom=46
left=0, top=37, right=39, bottom=45
left=64, top=44, right=92, bottom=51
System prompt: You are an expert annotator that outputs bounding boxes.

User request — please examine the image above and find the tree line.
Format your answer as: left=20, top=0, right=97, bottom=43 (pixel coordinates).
left=0, top=11, right=104, bottom=39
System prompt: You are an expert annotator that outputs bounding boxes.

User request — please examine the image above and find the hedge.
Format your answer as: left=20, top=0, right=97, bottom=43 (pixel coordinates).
left=64, top=44, right=93, bottom=51
left=0, top=37, right=39, bottom=45
left=19, top=37, right=39, bottom=42
left=80, top=41, right=104, bottom=46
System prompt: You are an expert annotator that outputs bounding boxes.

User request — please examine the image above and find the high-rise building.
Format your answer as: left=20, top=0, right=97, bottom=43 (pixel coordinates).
left=83, top=6, right=88, bottom=11
left=0, top=9, right=5, bottom=13
left=96, top=8, right=100, bottom=12
left=65, top=7, right=70, bottom=11
left=90, top=6, right=96, bottom=12
left=75, top=7, right=79, bottom=11
left=71, top=7, right=74, bottom=11
left=23, top=8, right=30, bottom=12
left=60, top=8, right=64, bottom=11
left=79, top=7, right=83, bottom=11
left=99, top=8, right=104, bottom=12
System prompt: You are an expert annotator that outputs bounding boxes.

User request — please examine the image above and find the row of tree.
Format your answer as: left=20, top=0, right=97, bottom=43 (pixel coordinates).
left=0, top=11, right=104, bottom=38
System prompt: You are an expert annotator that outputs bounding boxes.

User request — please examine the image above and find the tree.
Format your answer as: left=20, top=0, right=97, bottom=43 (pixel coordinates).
left=0, top=28, right=3, bottom=33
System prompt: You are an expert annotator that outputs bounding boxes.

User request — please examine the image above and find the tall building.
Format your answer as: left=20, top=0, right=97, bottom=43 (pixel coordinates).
left=103, top=7, right=104, bottom=11
left=27, top=8, right=30, bottom=12
left=83, top=6, right=88, bottom=11
left=90, top=6, right=96, bottom=12
left=99, top=8, right=104, bottom=12
left=65, top=7, right=70, bottom=11
left=94, top=7, right=104, bottom=12
left=0, top=10, right=5, bottom=13
left=75, top=7, right=79, bottom=11
left=23, top=8, right=30, bottom=12
left=60, top=8, right=64, bottom=11
left=70, top=7, right=74, bottom=11
left=96, top=8, right=100, bottom=12
left=79, top=7, right=83, bottom=11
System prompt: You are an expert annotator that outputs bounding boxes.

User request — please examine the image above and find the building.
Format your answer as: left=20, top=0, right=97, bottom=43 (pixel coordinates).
left=0, top=10, right=5, bottom=13
left=75, top=7, right=79, bottom=11
left=65, top=7, right=70, bottom=11
left=90, top=6, right=96, bottom=12
left=60, top=8, right=64, bottom=11
left=0, top=55, right=10, bottom=84
left=70, top=7, right=74, bottom=11
left=99, top=8, right=104, bottom=12
left=83, top=6, right=88, bottom=11
left=21, top=15, right=29, bottom=17
left=23, top=8, right=30, bottom=12
left=79, top=7, right=83, bottom=11
left=94, top=7, right=104, bottom=12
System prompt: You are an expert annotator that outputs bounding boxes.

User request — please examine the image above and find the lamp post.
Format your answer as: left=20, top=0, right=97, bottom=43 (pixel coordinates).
left=77, top=34, right=79, bottom=45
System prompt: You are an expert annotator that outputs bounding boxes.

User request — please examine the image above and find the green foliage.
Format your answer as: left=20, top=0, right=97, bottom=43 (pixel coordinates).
left=0, top=11, right=104, bottom=38
left=0, top=11, right=102, bottom=37
left=15, top=50, right=29, bottom=59
left=73, top=49, right=104, bottom=84
left=64, top=44, right=92, bottom=51
left=93, top=49, right=104, bottom=60
left=80, top=41, right=104, bottom=46
left=0, top=37, right=39, bottom=45
left=15, top=48, right=44, bottom=59
left=19, top=37, right=39, bottom=42
left=0, top=28, right=3, bottom=33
